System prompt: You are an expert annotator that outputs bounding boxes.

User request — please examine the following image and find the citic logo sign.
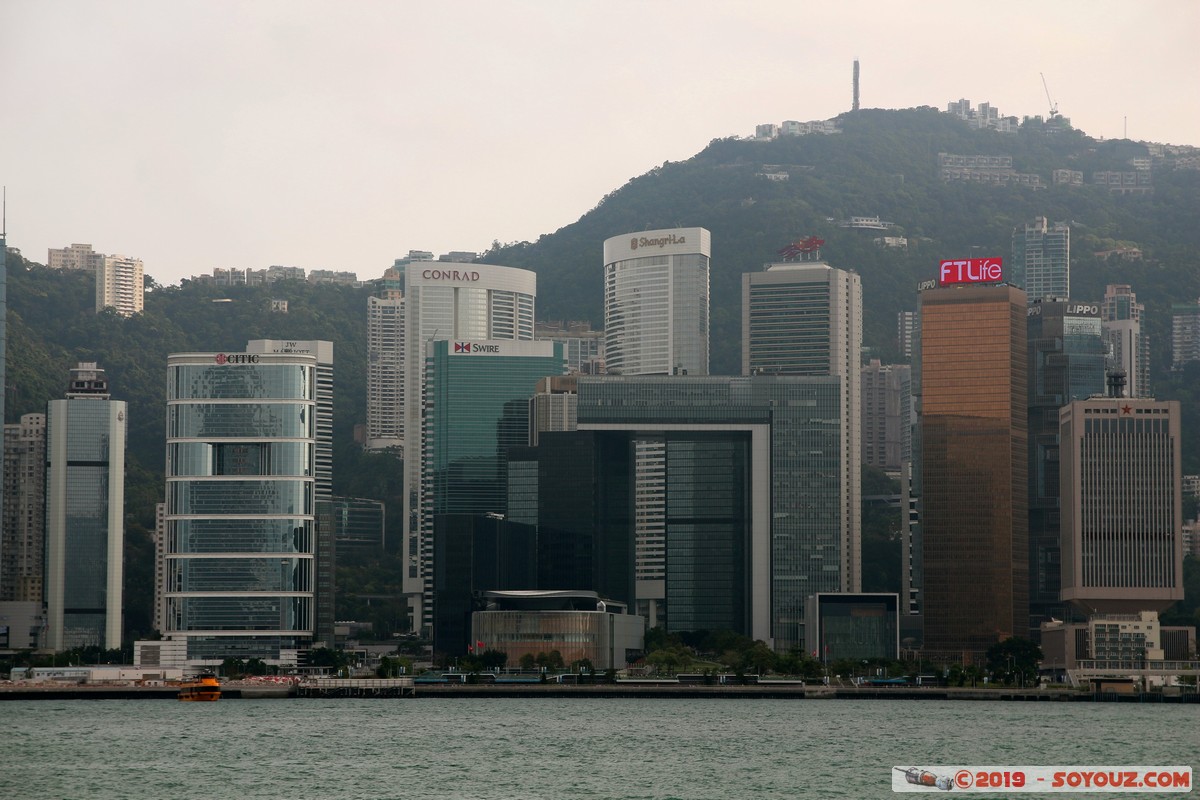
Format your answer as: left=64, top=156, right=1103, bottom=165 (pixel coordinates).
left=938, top=257, right=1003, bottom=286
left=215, top=353, right=259, bottom=365
left=630, top=234, right=686, bottom=251
left=422, top=269, right=480, bottom=282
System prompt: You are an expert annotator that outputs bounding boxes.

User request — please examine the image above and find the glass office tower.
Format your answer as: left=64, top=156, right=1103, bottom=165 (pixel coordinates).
left=920, top=284, right=1028, bottom=663
left=402, top=262, right=537, bottom=624
left=578, top=375, right=844, bottom=652
left=742, top=262, right=863, bottom=591
left=164, top=351, right=317, bottom=663
left=419, top=338, right=564, bottom=632
left=44, top=363, right=126, bottom=650
left=1026, top=299, right=1105, bottom=638
left=1012, top=217, right=1070, bottom=301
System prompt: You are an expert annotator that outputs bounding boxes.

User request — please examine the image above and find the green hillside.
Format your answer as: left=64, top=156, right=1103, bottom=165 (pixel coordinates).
left=486, top=108, right=1200, bottom=374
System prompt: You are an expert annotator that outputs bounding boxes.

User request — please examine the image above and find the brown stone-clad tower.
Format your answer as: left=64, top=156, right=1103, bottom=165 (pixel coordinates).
left=920, top=284, right=1028, bottom=662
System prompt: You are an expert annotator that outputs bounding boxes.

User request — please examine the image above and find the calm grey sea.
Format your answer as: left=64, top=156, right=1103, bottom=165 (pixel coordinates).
left=5, top=698, right=1196, bottom=800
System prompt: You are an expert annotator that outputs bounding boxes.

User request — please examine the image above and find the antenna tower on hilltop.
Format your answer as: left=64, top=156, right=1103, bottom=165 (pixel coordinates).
left=853, top=60, right=860, bottom=111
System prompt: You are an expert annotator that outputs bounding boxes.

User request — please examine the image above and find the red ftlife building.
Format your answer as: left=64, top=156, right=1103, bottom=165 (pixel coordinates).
left=919, top=281, right=1028, bottom=663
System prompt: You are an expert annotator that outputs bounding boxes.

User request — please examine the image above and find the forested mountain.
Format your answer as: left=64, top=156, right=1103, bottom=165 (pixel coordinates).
left=6, top=106, right=1200, bottom=636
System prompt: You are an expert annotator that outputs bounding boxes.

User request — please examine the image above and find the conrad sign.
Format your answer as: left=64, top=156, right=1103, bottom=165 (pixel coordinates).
left=421, top=268, right=480, bottom=282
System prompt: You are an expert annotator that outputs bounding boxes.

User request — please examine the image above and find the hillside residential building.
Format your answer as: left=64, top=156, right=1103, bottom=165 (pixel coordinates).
left=1171, top=298, right=1200, bottom=369
left=96, top=254, right=144, bottom=316
left=366, top=266, right=406, bottom=452
left=47, top=243, right=105, bottom=272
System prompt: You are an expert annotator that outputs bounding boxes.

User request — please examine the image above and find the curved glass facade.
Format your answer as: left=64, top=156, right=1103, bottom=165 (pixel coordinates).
left=603, top=228, right=710, bottom=377
left=168, top=441, right=313, bottom=477
left=165, top=353, right=318, bottom=661
left=169, top=518, right=312, bottom=554
left=168, top=403, right=314, bottom=439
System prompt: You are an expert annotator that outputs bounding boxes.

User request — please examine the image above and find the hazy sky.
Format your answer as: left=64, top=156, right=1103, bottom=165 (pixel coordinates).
left=3, top=1, right=1198, bottom=286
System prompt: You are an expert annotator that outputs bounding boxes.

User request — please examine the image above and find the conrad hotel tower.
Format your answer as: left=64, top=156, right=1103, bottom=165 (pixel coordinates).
left=603, top=228, right=710, bottom=377
left=402, top=262, right=537, bottom=630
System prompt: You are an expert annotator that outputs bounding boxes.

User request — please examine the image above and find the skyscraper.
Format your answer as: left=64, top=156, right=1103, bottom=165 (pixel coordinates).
left=1026, top=298, right=1105, bottom=637
left=861, top=360, right=911, bottom=472
left=44, top=363, right=126, bottom=650
left=244, top=339, right=334, bottom=647
left=920, top=284, right=1028, bottom=662
left=1171, top=297, right=1200, bottom=370
left=95, top=254, right=144, bottom=316
left=1012, top=217, right=1069, bottom=301
left=402, top=262, right=537, bottom=625
left=577, top=374, right=847, bottom=651
left=1060, top=396, right=1183, bottom=614
left=419, top=338, right=564, bottom=633
left=897, top=310, right=917, bottom=359
left=164, top=349, right=318, bottom=664
left=742, top=260, right=863, bottom=591
left=1101, top=284, right=1150, bottom=397
left=2, top=413, right=46, bottom=602
left=603, top=227, right=710, bottom=376
left=0, top=232, right=6, bottom=532
left=366, top=265, right=405, bottom=451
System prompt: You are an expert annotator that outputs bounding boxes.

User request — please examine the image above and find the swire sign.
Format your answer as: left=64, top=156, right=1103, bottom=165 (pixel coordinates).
left=454, top=342, right=501, bottom=354
left=938, top=257, right=1003, bottom=286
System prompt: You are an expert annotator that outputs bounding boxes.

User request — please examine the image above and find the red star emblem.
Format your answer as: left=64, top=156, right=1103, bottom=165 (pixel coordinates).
left=1121, top=404, right=1132, bottom=414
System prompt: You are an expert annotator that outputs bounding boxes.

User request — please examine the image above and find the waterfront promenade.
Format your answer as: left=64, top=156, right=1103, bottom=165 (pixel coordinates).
left=2, top=680, right=1196, bottom=702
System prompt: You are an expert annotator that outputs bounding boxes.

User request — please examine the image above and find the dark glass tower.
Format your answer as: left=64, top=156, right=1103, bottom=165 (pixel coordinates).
left=1026, top=299, right=1105, bottom=638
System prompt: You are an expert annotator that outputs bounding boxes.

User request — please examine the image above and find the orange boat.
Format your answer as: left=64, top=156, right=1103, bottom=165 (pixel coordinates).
left=178, top=673, right=221, bottom=702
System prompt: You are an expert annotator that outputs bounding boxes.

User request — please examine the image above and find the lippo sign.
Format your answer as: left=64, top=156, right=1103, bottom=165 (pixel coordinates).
left=938, top=257, right=1003, bottom=286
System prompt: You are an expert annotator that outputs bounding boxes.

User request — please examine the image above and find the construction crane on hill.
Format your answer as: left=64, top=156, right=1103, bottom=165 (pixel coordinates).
left=1040, top=73, right=1060, bottom=119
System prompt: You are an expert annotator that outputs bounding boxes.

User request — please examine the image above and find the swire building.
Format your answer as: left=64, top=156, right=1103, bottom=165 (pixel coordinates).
left=420, top=338, right=564, bottom=636
left=163, top=349, right=318, bottom=664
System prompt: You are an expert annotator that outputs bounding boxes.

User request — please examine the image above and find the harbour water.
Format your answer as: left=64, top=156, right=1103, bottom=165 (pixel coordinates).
left=6, top=698, right=1196, bottom=799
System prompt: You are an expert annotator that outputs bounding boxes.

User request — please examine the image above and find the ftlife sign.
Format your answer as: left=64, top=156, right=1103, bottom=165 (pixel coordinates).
left=938, top=257, right=1004, bottom=286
